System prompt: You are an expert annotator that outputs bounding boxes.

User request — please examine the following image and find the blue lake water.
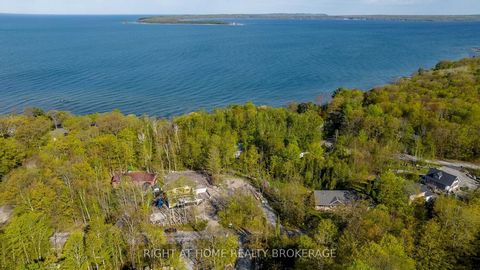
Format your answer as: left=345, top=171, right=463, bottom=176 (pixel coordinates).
left=1, top=15, right=480, bottom=117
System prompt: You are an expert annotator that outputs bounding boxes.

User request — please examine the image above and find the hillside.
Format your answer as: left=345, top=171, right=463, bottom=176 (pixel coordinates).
left=0, top=57, right=480, bottom=269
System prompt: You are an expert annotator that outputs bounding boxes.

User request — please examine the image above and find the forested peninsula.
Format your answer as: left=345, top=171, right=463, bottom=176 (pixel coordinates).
left=1, top=57, right=480, bottom=269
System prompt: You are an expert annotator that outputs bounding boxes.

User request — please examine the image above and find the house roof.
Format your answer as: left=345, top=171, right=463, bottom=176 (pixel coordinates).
left=314, top=190, right=356, bottom=207
left=425, top=168, right=458, bottom=187
left=112, top=171, right=157, bottom=184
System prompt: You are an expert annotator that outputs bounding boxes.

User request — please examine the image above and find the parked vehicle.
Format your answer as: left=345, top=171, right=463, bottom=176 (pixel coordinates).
left=155, top=198, right=165, bottom=208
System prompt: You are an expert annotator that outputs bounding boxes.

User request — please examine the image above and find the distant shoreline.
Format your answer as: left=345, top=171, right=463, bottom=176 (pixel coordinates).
left=137, top=19, right=230, bottom=25
left=126, top=21, right=239, bottom=26
left=138, top=14, right=480, bottom=24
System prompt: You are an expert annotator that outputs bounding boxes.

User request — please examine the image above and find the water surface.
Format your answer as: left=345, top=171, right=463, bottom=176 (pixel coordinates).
left=1, top=15, right=479, bottom=116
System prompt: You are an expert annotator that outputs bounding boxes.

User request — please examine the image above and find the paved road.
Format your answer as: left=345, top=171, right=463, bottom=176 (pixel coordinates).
left=398, top=154, right=480, bottom=170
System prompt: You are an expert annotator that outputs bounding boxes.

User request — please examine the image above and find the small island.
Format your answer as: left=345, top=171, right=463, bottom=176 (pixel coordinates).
left=138, top=15, right=230, bottom=25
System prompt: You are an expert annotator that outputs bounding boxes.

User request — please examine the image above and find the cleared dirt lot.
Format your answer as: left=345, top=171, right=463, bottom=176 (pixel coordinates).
left=152, top=172, right=279, bottom=230
left=152, top=172, right=280, bottom=269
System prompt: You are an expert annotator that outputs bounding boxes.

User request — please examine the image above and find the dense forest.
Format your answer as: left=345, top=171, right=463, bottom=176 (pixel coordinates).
left=1, top=57, right=480, bottom=269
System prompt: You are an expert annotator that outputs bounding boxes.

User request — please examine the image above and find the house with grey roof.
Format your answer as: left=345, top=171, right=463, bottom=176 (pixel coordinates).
left=423, top=168, right=459, bottom=193
left=314, top=190, right=357, bottom=210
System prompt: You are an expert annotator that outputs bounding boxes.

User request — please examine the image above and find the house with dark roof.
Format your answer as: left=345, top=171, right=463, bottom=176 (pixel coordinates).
left=314, top=190, right=357, bottom=210
left=423, top=168, right=459, bottom=193
left=111, top=171, right=157, bottom=189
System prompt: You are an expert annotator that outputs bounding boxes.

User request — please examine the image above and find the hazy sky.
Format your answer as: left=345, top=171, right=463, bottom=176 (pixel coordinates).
left=1, top=0, right=480, bottom=15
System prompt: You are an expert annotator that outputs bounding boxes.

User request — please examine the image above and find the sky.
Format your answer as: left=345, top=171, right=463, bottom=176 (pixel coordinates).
left=1, top=0, right=480, bottom=15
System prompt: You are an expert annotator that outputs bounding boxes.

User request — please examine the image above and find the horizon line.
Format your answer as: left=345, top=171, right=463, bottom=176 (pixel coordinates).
left=1, top=12, right=480, bottom=16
